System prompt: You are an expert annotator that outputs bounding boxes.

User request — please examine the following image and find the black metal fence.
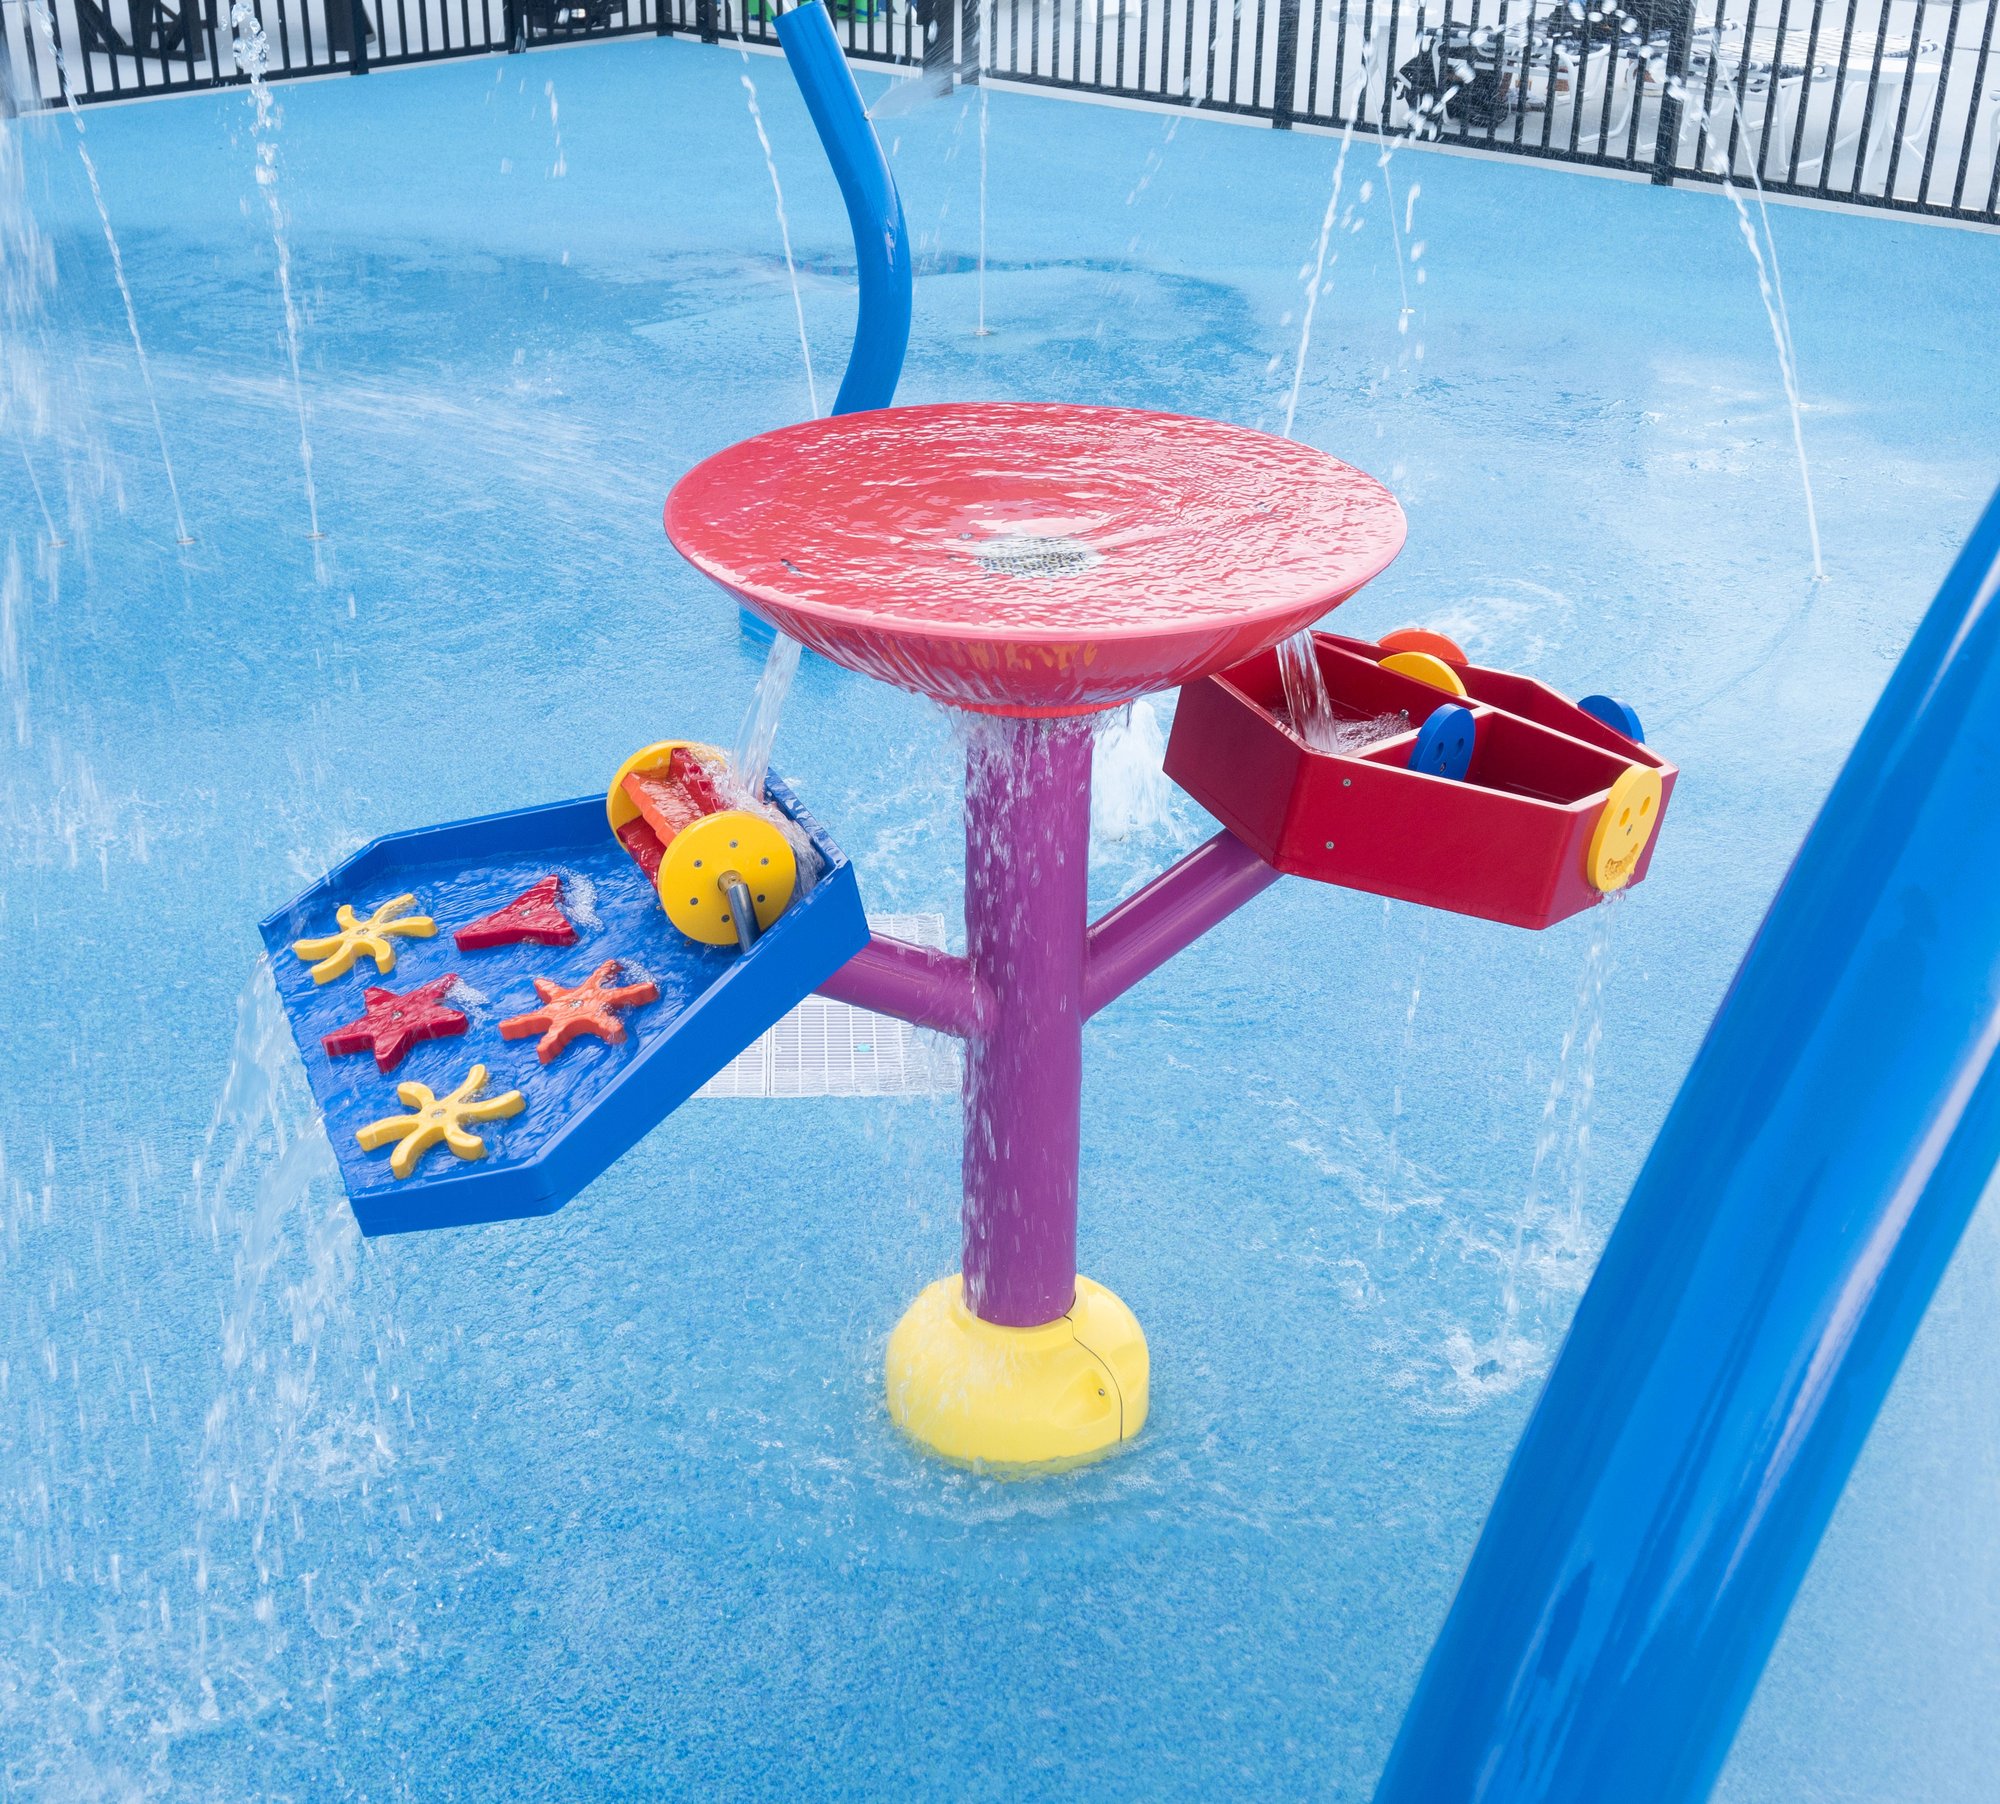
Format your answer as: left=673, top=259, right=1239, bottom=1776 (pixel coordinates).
left=955, top=0, right=2000, bottom=222
left=0, top=0, right=664, bottom=104
left=3, top=0, right=1994, bottom=225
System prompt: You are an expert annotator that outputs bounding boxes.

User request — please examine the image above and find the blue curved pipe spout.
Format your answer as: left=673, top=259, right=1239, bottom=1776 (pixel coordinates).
left=775, top=0, right=912, bottom=416
left=1374, top=485, right=2000, bottom=1804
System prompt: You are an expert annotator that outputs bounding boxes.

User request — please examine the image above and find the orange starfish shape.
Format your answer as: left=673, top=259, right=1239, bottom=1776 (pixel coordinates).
left=499, top=960, right=659, bottom=1064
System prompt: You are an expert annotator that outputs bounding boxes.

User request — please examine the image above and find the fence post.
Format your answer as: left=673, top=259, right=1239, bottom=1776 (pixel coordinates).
left=958, top=0, right=980, bottom=83
left=1271, top=0, right=1302, bottom=128
left=917, top=0, right=954, bottom=87
left=1649, top=2, right=1694, bottom=184
left=349, top=0, right=371, bottom=72
left=697, top=0, right=719, bottom=42
left=656, top=0, right=675, bottom=35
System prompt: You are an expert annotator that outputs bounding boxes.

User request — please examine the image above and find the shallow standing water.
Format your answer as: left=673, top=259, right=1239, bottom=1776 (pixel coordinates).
left=2, top=38, right=1998, bottom=1801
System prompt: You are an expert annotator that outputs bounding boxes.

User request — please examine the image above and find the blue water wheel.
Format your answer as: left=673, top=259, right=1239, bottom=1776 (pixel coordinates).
left=1578, top=693, right=1645, bottom=743
left=1409, top=703, right=1476, bottom=780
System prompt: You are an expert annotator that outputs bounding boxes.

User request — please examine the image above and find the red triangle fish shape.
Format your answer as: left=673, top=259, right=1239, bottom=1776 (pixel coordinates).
left=453, top=874, right=579, bottom=951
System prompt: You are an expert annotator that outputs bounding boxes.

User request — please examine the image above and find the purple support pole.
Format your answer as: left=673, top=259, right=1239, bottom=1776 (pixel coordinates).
left=813, top=722, right=1281, bottom=1335
left=961, top=716, right=1094, bottom=1328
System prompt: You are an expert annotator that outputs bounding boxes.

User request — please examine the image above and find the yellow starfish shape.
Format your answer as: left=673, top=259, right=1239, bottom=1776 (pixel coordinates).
left=354, top=1064, right=526, bottom=1180
left=291, top=893, right=436, bottom=984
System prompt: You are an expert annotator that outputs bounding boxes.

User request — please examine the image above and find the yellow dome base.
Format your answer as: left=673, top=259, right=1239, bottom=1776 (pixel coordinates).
left=885, top=1275, right=1149, bottom=1469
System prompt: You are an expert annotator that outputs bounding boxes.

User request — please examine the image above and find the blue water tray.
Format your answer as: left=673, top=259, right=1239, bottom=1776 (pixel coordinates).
left=257, top=776, right=866, bottom=1236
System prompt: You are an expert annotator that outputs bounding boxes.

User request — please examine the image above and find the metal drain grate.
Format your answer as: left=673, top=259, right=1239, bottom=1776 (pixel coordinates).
left=697, top=913, right=962, bottom=1099
left=971, top=534, right=1098, bottom=579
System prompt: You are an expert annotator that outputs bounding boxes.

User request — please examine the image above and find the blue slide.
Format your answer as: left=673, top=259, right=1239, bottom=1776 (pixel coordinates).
left=1374, top=485, right=2000, bottom=1803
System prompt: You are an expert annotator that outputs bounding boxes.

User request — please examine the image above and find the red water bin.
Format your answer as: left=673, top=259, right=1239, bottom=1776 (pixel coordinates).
left=1163, top=632, right=1676, bottom=930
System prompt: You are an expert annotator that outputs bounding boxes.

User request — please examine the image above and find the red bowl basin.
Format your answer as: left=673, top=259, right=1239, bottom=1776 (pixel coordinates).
left=665, top=402, right=1407, bottom=716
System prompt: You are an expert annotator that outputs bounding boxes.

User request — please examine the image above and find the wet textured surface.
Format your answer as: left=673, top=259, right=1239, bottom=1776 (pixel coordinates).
left=666, top=401, right=1405, bottom=710
left=2, top=36, right=1998, bottom=1804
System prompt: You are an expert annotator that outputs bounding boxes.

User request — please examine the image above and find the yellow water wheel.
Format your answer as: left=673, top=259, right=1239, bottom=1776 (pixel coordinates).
left=605, top=738, right=717, bottom=835
left=656, top=808, right=797, bottom=947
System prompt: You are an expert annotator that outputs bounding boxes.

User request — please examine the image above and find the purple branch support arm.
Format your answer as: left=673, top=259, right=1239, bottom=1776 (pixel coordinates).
left=815, top=829, right=1281, bottom=1035
left=816, top=931, right=988, bottom=1038
left=1082, top=830, right=1281, bottom=1016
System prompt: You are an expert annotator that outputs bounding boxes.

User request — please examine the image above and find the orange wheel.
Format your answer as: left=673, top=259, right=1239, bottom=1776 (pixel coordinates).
left=1379, top=627, right=1469, bottom=666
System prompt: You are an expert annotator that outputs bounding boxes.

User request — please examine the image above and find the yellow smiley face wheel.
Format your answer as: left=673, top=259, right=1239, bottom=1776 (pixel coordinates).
left=657, top=809, right=798, bottom=946
left=1587, top=764, right=1664, bottom=892
left=1379, top=649, right=1470, bottom=696
left=606, top=739, right=727, bottom=835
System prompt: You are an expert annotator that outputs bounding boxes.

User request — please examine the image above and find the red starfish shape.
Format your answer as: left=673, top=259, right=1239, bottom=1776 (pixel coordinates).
left=322, top=975, right=469, bottom=1074
left=499, top=960, right=659, bottom=1064
left=453, top=875, right=578, bottom=951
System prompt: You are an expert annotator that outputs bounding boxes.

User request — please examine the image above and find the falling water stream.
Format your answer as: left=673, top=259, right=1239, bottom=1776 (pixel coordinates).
left=1269, top=63, right=1378, bottom=751
left=1276, top=629, right=1341, bottom=749
left=545, top=78, right=568, bottom=179
left=176, top=963, right=460, bottom=1754
left=732, top=628, right=804, bottom=801
left=726, top=39, right=829, bottom=805
left=738, top=60, right=820, bottom=421
left=1, top=540, right=27, bottom=745
left=1702, top=62, right=1825, bottom=582
left=1279, top=100, right=1364, bottom=443
left=231, top=4, right=327, bottom=572
left=1473, top=894, right=1623, bottom=1390
left=1124, top=111, right=1183, bottom=207
left=1090, top=697, right=1174, bottom=848
left=0, top=113, right=56, bottom=557
left=724, top=628, right=823, bottom=889
left=28, top=4, right=192, bottom=547
left=189, top=965, right=341, bottom=1711
left=15, top=439, right=63, bottom=547
left=976, top=85, right=991, bottom=337
left=1377, top=147, right=1414, bottom=338
left=0, top=99, right=63, bottom=560
left=1384, top=912, right=1433, bottom=1190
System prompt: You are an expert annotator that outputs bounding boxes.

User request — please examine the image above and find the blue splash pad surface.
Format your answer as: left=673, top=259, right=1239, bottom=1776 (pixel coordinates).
left=259, top=785, right=864, bottom=1234
left=4, top=33, right=1999, bottom=1804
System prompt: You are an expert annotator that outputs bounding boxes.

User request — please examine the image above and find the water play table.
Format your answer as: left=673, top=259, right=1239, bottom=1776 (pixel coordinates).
left=668, top=401, right=1407, bottom=1462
